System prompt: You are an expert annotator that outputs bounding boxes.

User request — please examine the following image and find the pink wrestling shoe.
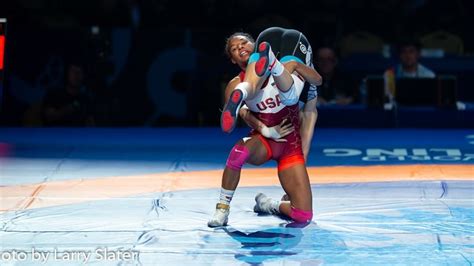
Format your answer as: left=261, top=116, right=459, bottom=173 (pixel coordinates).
left=220, top=89, right=244, bottom=133
left=255, top=42, right=277, bottom=77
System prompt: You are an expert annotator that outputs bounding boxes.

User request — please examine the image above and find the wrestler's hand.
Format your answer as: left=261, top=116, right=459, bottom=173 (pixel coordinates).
left=260, top=119, right=295, bottom=142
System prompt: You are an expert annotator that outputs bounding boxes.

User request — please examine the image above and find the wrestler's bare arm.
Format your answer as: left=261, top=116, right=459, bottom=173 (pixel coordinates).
left=239, top=108, right=265, bottom=132
left=299, top=97, right=318, bottom=161
left=284, top=61, right=322, bottom=86
left=239, top=108, right=294, bottom=141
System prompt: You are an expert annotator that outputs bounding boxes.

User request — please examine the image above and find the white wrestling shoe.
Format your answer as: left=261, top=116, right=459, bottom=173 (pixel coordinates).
left=208, top=203, right=230, bottom=227
left=254, top=193, right=279, bottom=214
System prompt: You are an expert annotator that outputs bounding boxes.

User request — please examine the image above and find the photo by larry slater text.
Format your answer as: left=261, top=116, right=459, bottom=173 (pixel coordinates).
left=0, top=248, right=139, bottom=264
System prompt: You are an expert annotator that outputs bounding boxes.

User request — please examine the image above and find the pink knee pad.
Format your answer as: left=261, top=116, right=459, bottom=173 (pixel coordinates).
left=226, top=144, right=249, bottom=171
left=290, top=206, right=313, bottom=223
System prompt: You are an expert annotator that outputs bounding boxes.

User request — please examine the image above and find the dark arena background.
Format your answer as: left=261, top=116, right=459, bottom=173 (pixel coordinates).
left=0, top=1, right=473, bottom=265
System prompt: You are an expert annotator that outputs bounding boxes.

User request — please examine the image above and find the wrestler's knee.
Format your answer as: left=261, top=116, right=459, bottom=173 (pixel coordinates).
left=226, top=144, right=250, bottom=171
left=290, top=206, right=313, bottom=223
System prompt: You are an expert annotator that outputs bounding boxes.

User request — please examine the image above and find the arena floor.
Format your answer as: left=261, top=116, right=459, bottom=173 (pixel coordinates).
left=1, top=128, right=473, bottom=265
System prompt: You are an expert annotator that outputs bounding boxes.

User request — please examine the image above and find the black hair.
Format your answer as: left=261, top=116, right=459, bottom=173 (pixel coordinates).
left=224, top=32, right=255, bottom=58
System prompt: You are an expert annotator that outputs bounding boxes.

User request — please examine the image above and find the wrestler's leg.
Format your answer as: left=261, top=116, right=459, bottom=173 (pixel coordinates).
left=277, top=164, right=312, bottom=212
left=259, top=28, right=312, bottom=103
left=254, top=163, right=313, bottom=223
left=221, top=137, right=269, bottom=191
left=255, top=41, right=294, bottom=92
left=220, top=60, right=269, bottom=133
left=208, top=136, right=269, bottom=227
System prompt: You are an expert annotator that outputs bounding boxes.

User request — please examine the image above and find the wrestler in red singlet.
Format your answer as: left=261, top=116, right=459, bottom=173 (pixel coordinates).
left=238, top=70, right=306, bottom=171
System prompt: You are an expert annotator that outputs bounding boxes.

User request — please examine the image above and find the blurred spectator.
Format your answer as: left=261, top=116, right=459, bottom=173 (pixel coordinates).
left=315, top=47, right=358, bottom=105
left=42, top=62, right=95, bottom=126
left=384, top=39, right=435, bottom=100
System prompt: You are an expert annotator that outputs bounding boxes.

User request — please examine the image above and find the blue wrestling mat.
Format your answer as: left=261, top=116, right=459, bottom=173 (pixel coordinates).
left=0, top=128, right=473, bottom=265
